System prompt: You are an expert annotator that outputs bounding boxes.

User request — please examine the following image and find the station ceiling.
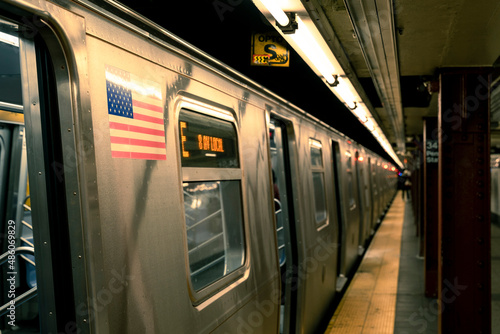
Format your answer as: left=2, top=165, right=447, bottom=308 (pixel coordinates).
left=116, top=0, right=500, bottom=162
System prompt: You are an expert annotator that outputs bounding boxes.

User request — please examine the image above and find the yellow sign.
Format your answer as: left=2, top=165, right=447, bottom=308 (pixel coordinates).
left=251, top=32, right=290, bottom=67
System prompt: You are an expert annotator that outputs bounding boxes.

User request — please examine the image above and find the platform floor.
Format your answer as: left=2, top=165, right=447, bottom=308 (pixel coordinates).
left=325, top=194, right=406, bottom=334
left=325, top=192, right=500, bottom=334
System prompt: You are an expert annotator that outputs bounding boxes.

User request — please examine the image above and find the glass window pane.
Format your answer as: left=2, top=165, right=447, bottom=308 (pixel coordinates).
left=183, top=180, right=244, bottom=290
left=0, top=27, right=22, bottom=112
left=347, top=172, right=356, bottom=208
left=310, top=139, right=323, bottom=167
left=312, top=172, right=327, bottom=223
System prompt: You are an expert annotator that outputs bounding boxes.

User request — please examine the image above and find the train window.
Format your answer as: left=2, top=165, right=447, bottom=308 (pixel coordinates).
left=346, top=151, right=356, bottom=209
left=309, top=139, right=327, bottom=225
left=0, top=26, right=23, bottom=113
left=178, top=108, right=245, bottom=293
left=183, top=180, right=244, bottom=291
left=371, top=160, right=378, bottom=195
left=310, top=140, right=323, bottom=167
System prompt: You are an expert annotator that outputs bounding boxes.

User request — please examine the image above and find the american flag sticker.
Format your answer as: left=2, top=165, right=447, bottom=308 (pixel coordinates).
left=105, top=65, right=166, bottom=160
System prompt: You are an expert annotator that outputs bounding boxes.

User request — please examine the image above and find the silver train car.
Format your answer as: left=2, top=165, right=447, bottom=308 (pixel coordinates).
left=0, top=0, right=397, bottom=333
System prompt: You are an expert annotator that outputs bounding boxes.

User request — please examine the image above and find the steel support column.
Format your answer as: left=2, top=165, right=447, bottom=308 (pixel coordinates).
left=438, top=68, right=491, bottom=333
left=423, top=117, right=439, bottom=297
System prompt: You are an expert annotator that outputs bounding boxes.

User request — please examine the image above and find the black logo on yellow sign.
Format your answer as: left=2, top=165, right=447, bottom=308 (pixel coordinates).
left=253, top=54, right=270, bottom=64
left=251, top=32, right=290, bottom=67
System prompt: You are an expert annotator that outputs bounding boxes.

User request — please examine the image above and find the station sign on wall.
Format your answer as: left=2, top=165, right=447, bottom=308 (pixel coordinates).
left=251, top=31, right=290, bottom=67
left=426, top=140, right=438, bottom=164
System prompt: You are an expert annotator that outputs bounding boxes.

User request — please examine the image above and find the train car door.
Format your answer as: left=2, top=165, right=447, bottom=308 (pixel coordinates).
left=269, top=118, right=298, bottom=334
left=0, top=17, right=85, bottom=333
left=337, top=142, right=361, bottom=280
left=330, top=140, right=347, bottom=290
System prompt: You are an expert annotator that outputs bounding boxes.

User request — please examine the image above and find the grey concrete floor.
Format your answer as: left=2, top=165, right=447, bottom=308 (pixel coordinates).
left=394, top=200, right=438, bottom=334
left=395, top=200, right=500, bottom=334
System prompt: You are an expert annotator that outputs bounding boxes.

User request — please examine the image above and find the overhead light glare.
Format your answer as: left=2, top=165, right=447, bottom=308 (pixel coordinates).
left=258, top=0, right=290, bottom=26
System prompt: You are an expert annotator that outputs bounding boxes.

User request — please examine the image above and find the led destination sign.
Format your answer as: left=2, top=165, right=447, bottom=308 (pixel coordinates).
left=179, top=109, right=239, bottom=168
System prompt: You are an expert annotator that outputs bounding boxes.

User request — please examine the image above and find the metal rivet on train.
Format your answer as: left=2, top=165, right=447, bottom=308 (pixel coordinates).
left=73, top=192, right=77, bottom=196
left=78, top=255, right=82, bottom=259
left=38, top=172, right=42, bottom=175
left=68, top=128, right=71, bottom=132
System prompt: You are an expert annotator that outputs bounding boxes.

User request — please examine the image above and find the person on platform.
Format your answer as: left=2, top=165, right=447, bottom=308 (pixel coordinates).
left=402, top=170, right=411, bottom=201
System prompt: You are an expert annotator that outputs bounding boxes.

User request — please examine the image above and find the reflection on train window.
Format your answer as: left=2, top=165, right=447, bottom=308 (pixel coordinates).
left=183, top=181, right=244, bottom=291
left=309, top=139, right=327, bottom=225
left=310, top=140, right=323, bottom=167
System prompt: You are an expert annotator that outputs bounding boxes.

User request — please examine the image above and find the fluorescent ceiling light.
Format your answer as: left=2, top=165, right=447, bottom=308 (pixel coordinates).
left=334, top=77, right=359, bottom=110
left=364, top=119, right=375, bottom=132
left=289, top=16, right=338, bottom=84
left=258, top=0, right=290, bottom=26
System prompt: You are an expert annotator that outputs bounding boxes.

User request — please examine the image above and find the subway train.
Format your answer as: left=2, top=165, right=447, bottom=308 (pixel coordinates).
left=0, top=0, right=397, bottom=333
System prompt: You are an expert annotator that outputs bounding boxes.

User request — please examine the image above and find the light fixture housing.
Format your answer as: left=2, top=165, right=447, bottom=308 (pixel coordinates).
left=276, top=12, right=298, bottom=34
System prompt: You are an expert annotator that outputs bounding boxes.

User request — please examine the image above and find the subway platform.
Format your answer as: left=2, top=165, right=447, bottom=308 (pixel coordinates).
left=325, top=192, right=500, bottom=334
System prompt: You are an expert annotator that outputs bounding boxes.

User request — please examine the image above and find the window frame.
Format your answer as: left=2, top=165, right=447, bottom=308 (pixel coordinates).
left=309, top=138, right=328, bottom=229
left=175, top=95, right=249, bottom=304
left=345, top=150, right=357, bottom=210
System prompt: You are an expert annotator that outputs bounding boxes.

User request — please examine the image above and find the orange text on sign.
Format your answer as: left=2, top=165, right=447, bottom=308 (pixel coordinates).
left=180, top=121, right=189, bottom=158
left=198, top=134, right=224, bottom=153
